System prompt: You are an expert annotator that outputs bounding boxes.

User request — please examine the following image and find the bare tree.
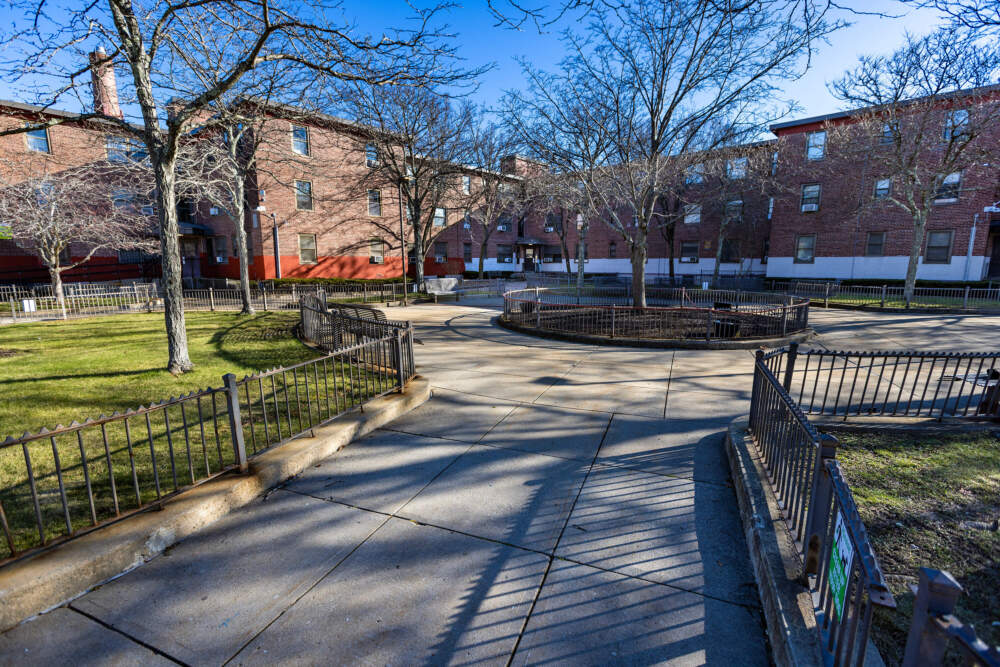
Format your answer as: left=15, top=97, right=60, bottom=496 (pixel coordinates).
left=504, top=0, right=842, bottom=306
left=1, top=0, right=463, bottom=373
left=0, top=159, right=157, bottom=317
left=827, top=28, right=1000, bottom=303
left=900, top=0, right=1000, bottom=30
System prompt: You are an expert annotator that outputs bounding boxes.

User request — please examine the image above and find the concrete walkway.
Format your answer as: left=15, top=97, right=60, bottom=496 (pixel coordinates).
left=5, top=302, right=996, bottom=666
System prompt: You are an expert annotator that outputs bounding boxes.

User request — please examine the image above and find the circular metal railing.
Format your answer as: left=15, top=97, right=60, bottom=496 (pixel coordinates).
left=501, top=286, right=810, bottom=342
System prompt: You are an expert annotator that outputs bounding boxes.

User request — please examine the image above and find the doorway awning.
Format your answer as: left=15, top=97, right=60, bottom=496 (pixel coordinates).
left=516, top=237, right=546, bottom=246
left=179, top=222, right=213, bottom=236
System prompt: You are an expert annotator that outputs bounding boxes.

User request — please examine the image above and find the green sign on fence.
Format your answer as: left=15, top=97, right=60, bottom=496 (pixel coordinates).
left=828, top=510, right=854, bottom=620
left=0, top=225, right=11, bottom=240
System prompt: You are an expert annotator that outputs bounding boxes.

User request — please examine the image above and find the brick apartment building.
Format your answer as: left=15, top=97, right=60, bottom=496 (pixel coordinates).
left=1, top=52, right=997, bottom=285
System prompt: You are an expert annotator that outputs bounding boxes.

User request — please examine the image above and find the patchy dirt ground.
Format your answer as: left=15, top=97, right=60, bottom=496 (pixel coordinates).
left=836, top=430, right=1000, bottom=664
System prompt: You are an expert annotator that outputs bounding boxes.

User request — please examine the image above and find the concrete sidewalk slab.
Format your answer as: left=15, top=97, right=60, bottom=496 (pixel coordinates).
left=666, top=390, right=750, bottom=421
left=0, top=608, right=173, bottom=667
left=596, top=415, right=730, bottom=484
left=399, top=444, right=589, bottom=553
left=381, top=387, right=519, bottom=443
left=511, top=560, right=769, bottom=666
left=282, top=430, right=469, bottom=514
left=233, top=518, right=549, bottom=666
left=478, top=404, right=611, bottom=461
left=427, top=369, right=562, bottom=402
left=71, top=490, right=386, bottom=666
left=555, top=466, right=758, bottom=606
left=534, top=377, right=668, bottom=418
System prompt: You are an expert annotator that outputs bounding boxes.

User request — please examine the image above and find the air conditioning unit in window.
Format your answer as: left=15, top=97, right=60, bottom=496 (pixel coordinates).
left=435, top=255, right=446, bottom=263
left=679, top=256, right=698, bottom=263
left=209, top=207, right=219, bottom=216
left=801, top=204, right=819, bottom=212
left=463, top=222, right=471, bottom=229
left=370, top=256, right=384, bottom=264
left=141, top=206, right=155, bottom=216
left=543, top=225, right=555, bottom=233
left=215, top=256, right=226, bottom=264
left=497, top=224, right=510, bottom=232
left=499, top=257, right=512, bottom=263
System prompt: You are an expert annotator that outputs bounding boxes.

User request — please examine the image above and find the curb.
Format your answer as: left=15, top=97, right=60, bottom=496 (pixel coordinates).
left=0, top=377, right=431, bottom=632
left=807, top=301, right=999, bottom=315
left=725, top=417, right=822, bottom=667
left=497, top=317, right=813, bottom=350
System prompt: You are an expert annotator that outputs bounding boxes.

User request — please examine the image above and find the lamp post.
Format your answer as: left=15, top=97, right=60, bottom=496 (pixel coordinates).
left=398, top=181, right=407, bottom=306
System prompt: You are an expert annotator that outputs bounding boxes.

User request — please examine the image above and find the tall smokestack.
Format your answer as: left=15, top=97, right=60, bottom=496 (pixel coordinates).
left=89, top=47, right=123, bottom=119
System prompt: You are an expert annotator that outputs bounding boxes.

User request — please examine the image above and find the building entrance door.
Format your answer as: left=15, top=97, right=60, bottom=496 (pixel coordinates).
left=523, top=247, right=536, bottom=272
left=989, top=233, right=1000, bottom=279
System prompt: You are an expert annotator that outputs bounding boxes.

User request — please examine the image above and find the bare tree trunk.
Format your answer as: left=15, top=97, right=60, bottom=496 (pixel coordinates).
left=559, top=212, right=572, bottom=276
left=232, top=172, right=254, bottom=315
left=666, top=224, right=676, bottom=283
left=155, top=160, right=194, bottom=374
left=904, top=213, right=928, bottom=307
left=713, top=229, right=726, bottom=289
left=48, top=265, right=66, bottom=319
left=631, top=242, right=648, bottom=307
left=477, top=227, right=493, bottom=279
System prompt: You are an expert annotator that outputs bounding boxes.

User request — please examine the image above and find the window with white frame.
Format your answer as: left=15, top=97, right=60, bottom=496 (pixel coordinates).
left=295, top=180, right=313, bottom=210
left=463, top=210, right=472, bottom=229
left=369, top=238, right=384, bottom=264
left=365, top=142, right=378, bottom=167
left=794, top=234, right=815, bottom=263
left=685, top=163, right=705, bottom=184
left=544, top=213, right=560, bottom=233
left=874, top=178, right=891, bottom=199
left=944, top=109, right=970, bottom=142
left=726, top=157, right=747, bottom=179
left=683, top=203, right=701, bottom=224
left=770, top=151, right=778, bottom=176
left=924, top=230, right=953, bottom=263
left=724, top=200, right=744, bottom=222
left=25, top=125, right=50, bottom=153
left=463, top=243, right=472, bottom=263
left=298, top=233, right=317, bottom=263
left=462, top=175, right=471, bottom=194
left=434, top=241, right=447, bottom=262
left=865, top=232, right=886, bottom=257
left=880, top=121, right=897, bottom=144
left=497, top=244, right=514, bottom=263
left=767, top=197, right=774, bottom=220
left=497, top=213, right=511, bottom=232
left=367, top=189, right=382, bottom=216
left=934, top=172, right=961, bottom=202
left=106, top=135, right=147, bottom=163
left=680, top=241, right=699, bottom=262
left=800, top=184, right=821, bottom=212
left=433, top=207, right=446, bottom=226
left=542, top=245, right=562, bottom=263
left=291, top=125, right=310, bottom=156
left=806, top=131, right=826, bottom=160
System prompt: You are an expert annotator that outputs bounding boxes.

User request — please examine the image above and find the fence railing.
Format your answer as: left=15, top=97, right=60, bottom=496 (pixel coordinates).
left=502, top=287, right=809, bottom=341
left=780, top=344, right=1000, bottom=421
left=769, top=281, right=1000, bottom=311
left=4, top=286, right=160, bottom=321
left=0, top=308, right=416, bottom=566
left=750, top=348, right=998, bottom=666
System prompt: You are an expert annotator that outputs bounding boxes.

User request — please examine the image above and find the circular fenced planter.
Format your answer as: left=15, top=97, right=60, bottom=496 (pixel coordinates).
left=499, top=286, right=813, bottom=349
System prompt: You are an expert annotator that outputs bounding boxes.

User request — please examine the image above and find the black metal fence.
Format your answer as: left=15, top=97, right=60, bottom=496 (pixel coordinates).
left=768, top=281, right=1000, bottom=311
left=502, top=287, right=809, bottom=341
left=0, top=305, right=416, bottom=566
left=750, top=348, right=999, bottom=666
left=777, top=345, right=1000, bottom=421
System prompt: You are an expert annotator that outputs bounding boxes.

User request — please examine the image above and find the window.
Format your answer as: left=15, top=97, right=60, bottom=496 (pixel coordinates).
left=118, top=249, right=157, bottom=264
left=433, top=207, right=446, bottom=227
left=762, top=239, right=769, bottom=265
left=727, top=157, right=748, bottom=179
left=543, top=245, right=561, bottom=263
left=463, top=243, right=472, bottom=263
left=944, top=109, right=970, bottom=142
left=720, top=239, right=740, bottom=263
left=683, top=204, right=701, bottom=224
left=771, top=151, right=778, bottom=176
left=463, top=210, right=472, bottom=229
left=724, top=200, right=744, bottom=222
left=365, top=142, right=378, bottom=167
left=291, top=125, right=310, bottom=156
left=434, top=242, right=447, bottom=261
left=367, top=189, right=382, bottom=216
left=685, top=163, right=705, bottom=185
left=497, top=213, right=511, bottom=232
left=177, top=200, right=195, bottom=223
left=25, top=125, right=49, bottom=153
left=680, top=241, right=699, bottom=262
left=806, top=131, right=826, bottom=160
left=609, top=241, right=617, bottom=258
left=295, top=180, right=313, bottom=210
left=112, top=189, right=134, bottom=211
left=544, top=213, right=560, bottom=233
left=497, top=244, right=514, bottom=263
left=252, top=212, right=259, bottom=228
left=574, top=242, right=589, bottom=262
left=865, top=232, right=886, bottom=257
left=874, top=178, right=891, bottom=199
left=800, top=184, right=821, bottom=212
left=212, top=236, right=228, bottom=260
left=925, top=230, right=953, bottom=264
left=298, top=233, right=317, bottom=263
left=794, top=234, right=815, bottom=263
left=106, top=135, right=146, bottom=163
left=880, top=121, right=897, bottom=145
left=369, top=238, right=384, bottom=264
left=462, top=175, right=471, bottom=194
left=767, top=197, right=774, bottom=220
left=934, top=172, right=961, bottom=202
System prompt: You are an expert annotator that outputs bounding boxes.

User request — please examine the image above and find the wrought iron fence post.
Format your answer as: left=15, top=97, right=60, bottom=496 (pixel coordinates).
left=881, top=284, right=887, bottom=308
left=824, top=282, right=830, bottom=309
left=781, top=304, right=789, bottom=337
left=535, top=288, right=541, bottom=328
left=222, top=373, right=248, bottom=473
left=262, top=290, right=268, bottom=311
left=610, top=305, right=616, bottom=338
left=902, top=568, right=963, bottom=667
left=393, top=328, right=405, bottom=393
left=705, top=308, right=713, bottom=341
left=803, top=433, right=838, bottom=576
left=783, top=342, right=799, bottom=391
left=963, top=285, right=970, bottom=310
left=749, top=350, right=764, bottom=430
left=209, top=287, right=215, bottom=312
left=9, top=298, right=16, bottom=320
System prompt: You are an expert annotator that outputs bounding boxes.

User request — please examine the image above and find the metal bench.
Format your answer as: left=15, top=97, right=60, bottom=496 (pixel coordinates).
left=425, top=277, right=462, bottom=303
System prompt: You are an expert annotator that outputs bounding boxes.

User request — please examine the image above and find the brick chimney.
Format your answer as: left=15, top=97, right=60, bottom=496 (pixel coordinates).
left=89, top=47, right=123, bottom=119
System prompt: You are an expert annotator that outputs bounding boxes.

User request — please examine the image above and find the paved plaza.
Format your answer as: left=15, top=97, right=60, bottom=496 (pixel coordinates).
left=2, top=302, right=998, bottom=666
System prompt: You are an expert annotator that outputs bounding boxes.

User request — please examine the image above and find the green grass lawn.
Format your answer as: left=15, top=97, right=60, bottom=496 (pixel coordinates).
left=0, top=312, right=340, bottom=559
left=836, top=432, right=1000, bottom=664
